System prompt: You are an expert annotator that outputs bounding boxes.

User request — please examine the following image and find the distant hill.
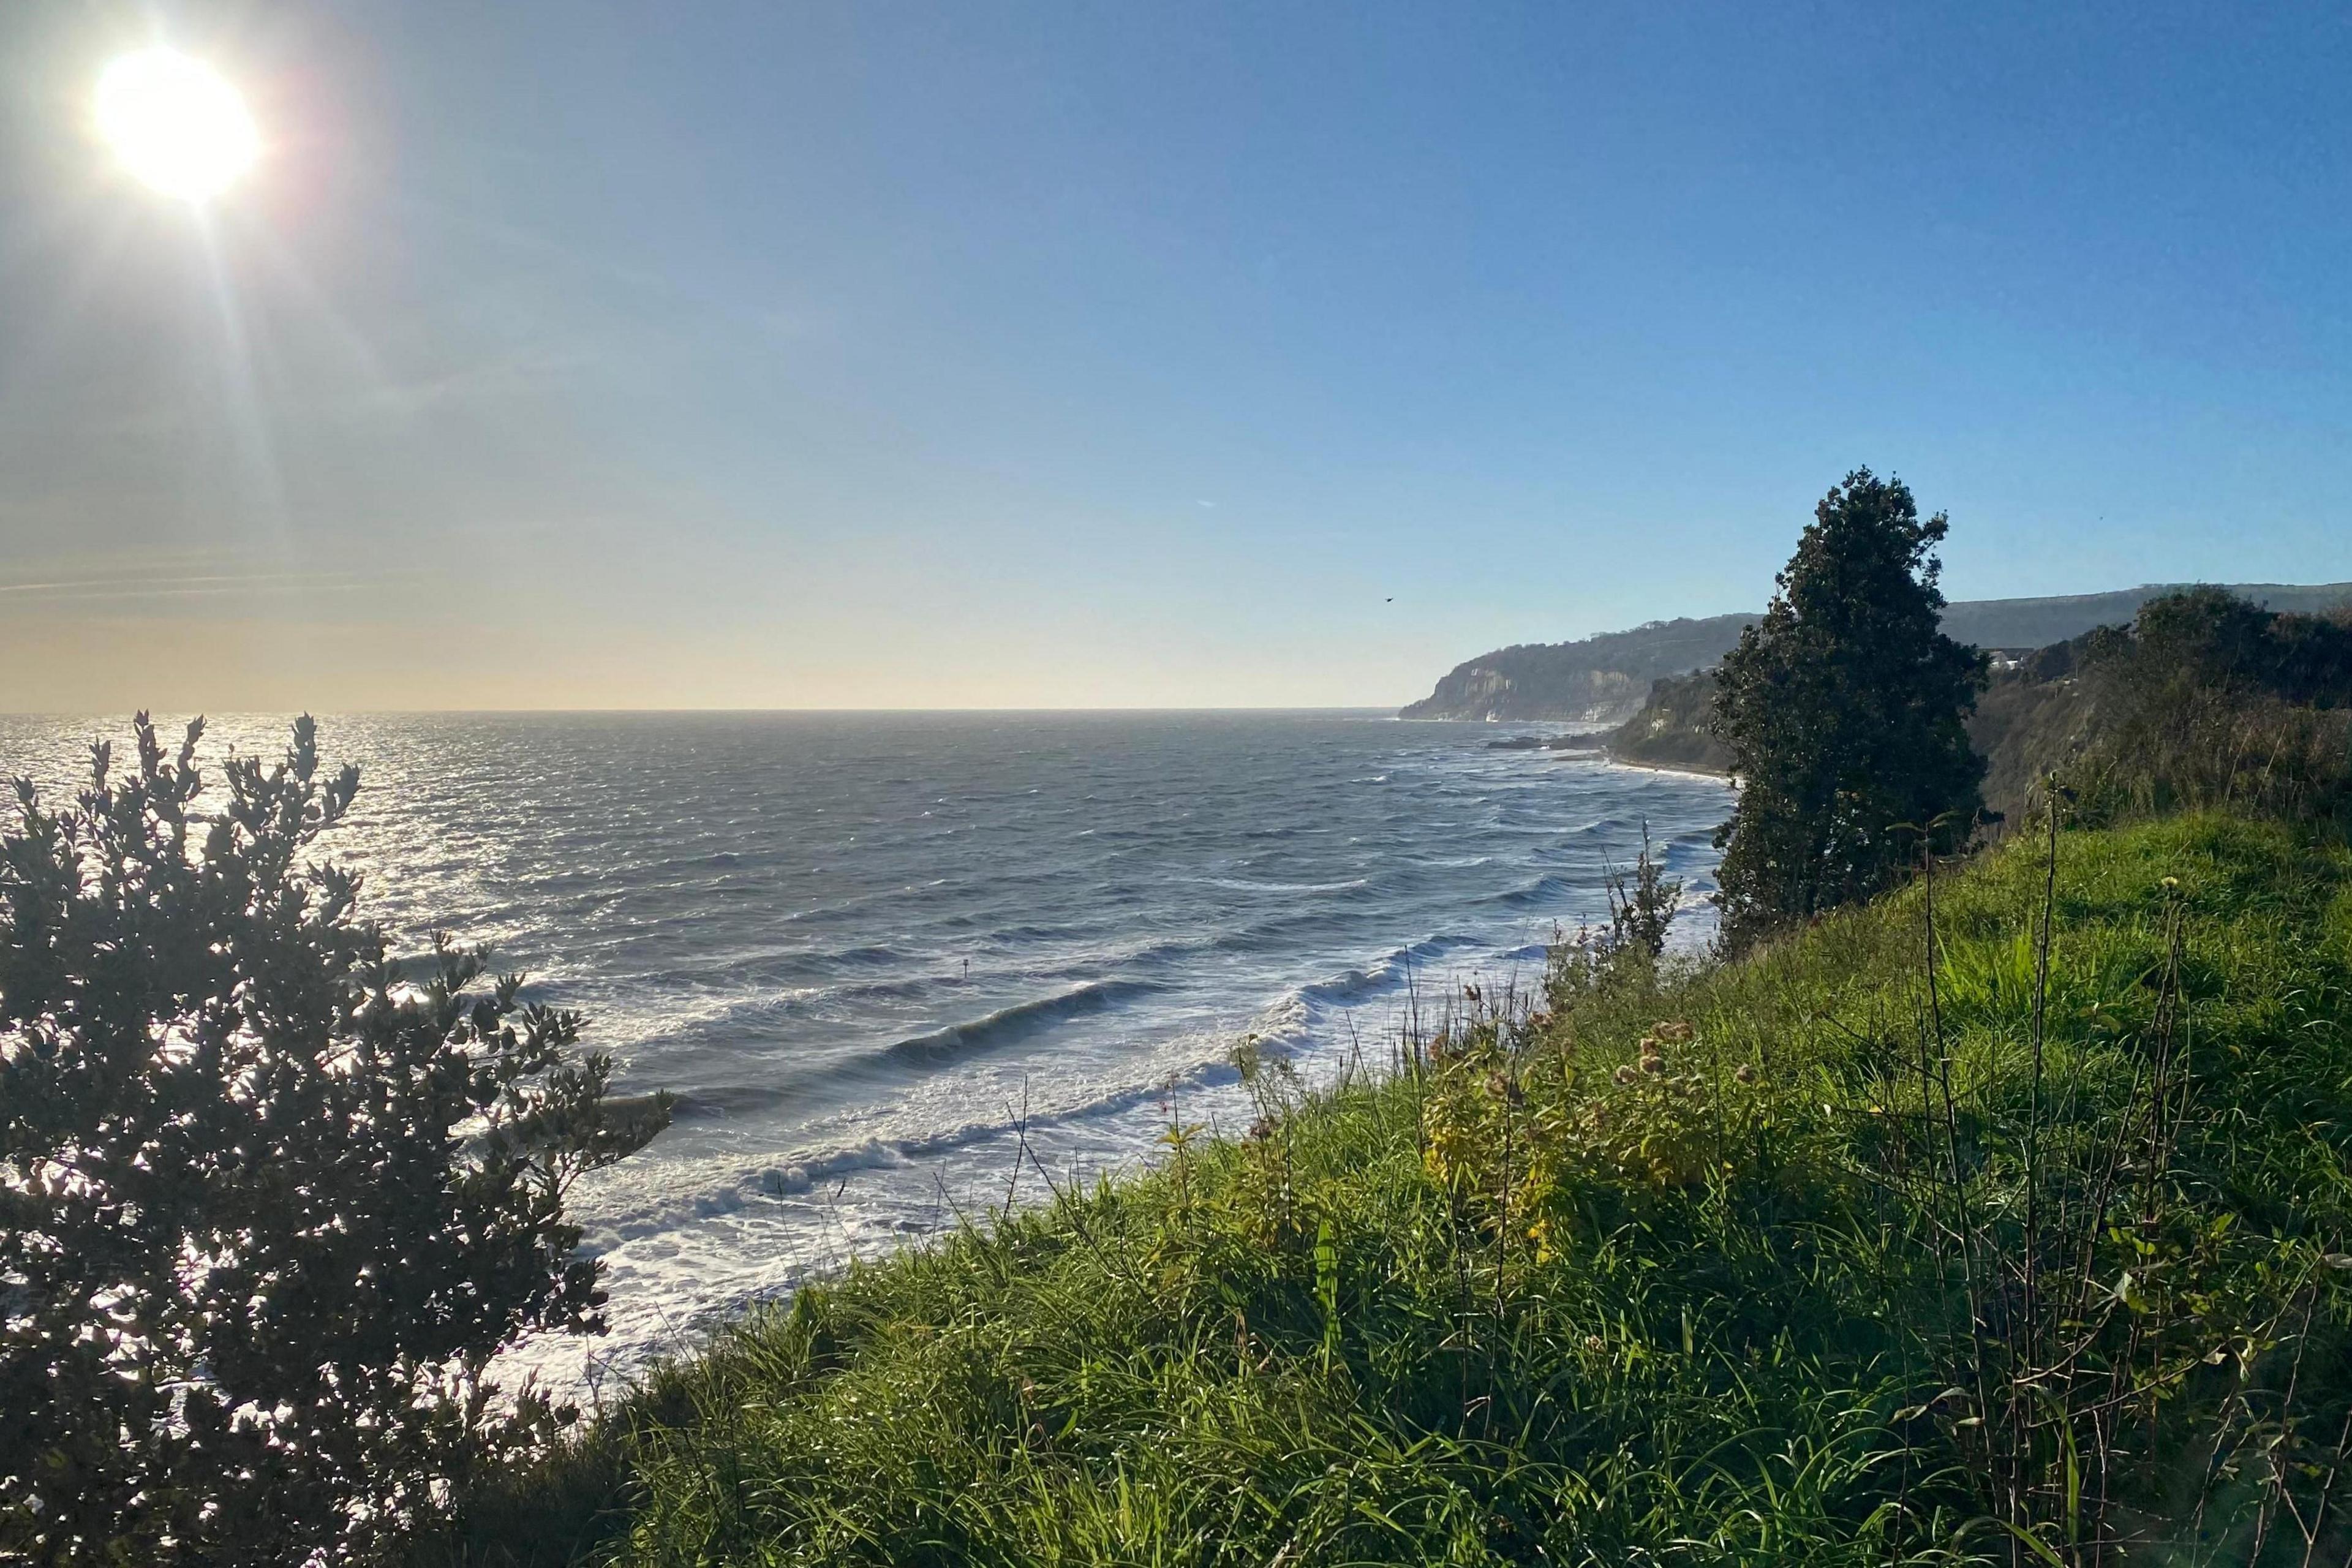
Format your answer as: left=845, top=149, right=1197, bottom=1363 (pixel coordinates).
left=1943, top=583, right=2352, bottom=651
left=1401, top=582, right=2352, bottom=722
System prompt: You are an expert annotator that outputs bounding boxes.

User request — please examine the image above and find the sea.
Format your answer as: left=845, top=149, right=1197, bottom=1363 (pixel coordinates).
left=0, top=710, right=1732, bottom=1392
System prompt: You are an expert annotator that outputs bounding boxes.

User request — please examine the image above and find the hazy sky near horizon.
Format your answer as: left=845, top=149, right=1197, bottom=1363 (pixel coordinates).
left=2, top=1, right=2348, bottom=710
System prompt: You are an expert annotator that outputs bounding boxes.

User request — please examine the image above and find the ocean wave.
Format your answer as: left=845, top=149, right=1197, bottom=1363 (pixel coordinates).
left=1292, top=963, right=1391, bottom=1011
left=982, top=921, right=1096, bottom=946
left=883, top=977, right=1167, bottom=1066
left=1283, top=931, right=1490, bottom=1014
left=577, top=1030, right=1285, bottom=1248
left=1100, top=907, right=1370, bottom=974
left=1494, top=871, right=1581, bottom=909
left=1193, top=875, right=1373, bottom=895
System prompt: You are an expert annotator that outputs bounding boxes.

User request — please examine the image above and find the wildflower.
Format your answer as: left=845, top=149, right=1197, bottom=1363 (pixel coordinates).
left=1613, top=1063, right=1640, bottom=1085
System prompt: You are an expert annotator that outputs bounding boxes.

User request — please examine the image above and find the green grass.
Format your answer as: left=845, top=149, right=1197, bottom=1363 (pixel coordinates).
left=440, top=814, right=2352, bottom=1566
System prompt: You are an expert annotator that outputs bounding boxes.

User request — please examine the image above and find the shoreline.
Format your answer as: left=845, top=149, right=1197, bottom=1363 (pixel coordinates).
left=1508, top=739, right=1732, bottom=785
left=1601, top=753, right=1735, bottom=783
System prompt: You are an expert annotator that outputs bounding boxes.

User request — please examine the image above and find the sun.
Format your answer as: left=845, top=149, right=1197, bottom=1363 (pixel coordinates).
left=95, top=48, right=260, bottom=203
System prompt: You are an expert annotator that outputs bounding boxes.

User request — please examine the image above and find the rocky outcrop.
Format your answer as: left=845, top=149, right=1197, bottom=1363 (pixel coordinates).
left=1604, top=670, right=1733, bottom=775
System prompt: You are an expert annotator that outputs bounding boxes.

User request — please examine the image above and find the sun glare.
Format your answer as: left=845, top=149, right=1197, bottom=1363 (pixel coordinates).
left=96, top=48, right=259, bottom=203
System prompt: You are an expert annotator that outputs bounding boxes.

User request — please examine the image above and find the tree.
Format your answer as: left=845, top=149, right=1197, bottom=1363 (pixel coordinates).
left=0, top=715, right=671, bottom=1564
left=1711, top=470, right=1988, bottom=948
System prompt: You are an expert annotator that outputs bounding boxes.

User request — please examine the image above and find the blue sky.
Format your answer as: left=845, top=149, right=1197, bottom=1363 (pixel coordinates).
left=2, top=1, right=2346, bottom=709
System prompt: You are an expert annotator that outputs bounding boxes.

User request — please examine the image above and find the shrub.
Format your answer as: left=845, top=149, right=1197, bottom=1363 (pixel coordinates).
left=2067, top=589, right=2352, bottom=829
left=1545, top=825, right=1683, bottom=1008
left=0, top=715, right=669, bottom=1564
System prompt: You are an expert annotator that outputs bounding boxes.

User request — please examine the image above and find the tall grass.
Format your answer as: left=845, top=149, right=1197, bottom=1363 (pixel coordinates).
left=2073, top=691, right=2352, bottom=834
left=434, top=812, right=2352, bottom=1566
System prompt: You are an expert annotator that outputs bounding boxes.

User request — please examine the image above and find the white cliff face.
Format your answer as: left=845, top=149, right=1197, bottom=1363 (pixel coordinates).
left=1403, top=662, right=1653, bottom=723
left=1398, top=614, right=1761, bottom=723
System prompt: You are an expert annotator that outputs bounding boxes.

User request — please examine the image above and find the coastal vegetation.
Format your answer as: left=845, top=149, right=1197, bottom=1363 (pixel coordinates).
left=1607, top=585, right=2352, bottom=829
left=2029, top=588, right=2352, bottom=831
left=1708, top=470, right=1988, bottom=949
left=442, top=809, right=2352, bottom=1566
left=0, top=717, right=670, bottom=1564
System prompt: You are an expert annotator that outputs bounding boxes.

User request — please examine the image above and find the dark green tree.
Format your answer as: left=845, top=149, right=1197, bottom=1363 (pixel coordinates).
left=1711, top=470, right=1988, bottom=947
left=0, top=715, right=671, bottom=1564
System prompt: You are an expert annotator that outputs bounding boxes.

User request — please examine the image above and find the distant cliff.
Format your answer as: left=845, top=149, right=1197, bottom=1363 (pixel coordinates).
left=1398, top=615, right=1754, bottom=723
left=1402, top=582, right=2352, bottom=722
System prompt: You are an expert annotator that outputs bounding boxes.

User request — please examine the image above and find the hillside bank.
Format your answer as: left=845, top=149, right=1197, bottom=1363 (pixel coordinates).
left=442, top=812, right=2352, bottom=1566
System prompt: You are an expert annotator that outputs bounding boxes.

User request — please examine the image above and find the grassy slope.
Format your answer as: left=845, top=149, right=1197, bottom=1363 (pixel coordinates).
left=459, top=815, right=2352, bottom=1566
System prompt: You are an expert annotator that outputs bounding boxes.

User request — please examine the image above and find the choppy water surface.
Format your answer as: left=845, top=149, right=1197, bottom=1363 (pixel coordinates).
left=0, top=710, right=1730, bottom=1388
